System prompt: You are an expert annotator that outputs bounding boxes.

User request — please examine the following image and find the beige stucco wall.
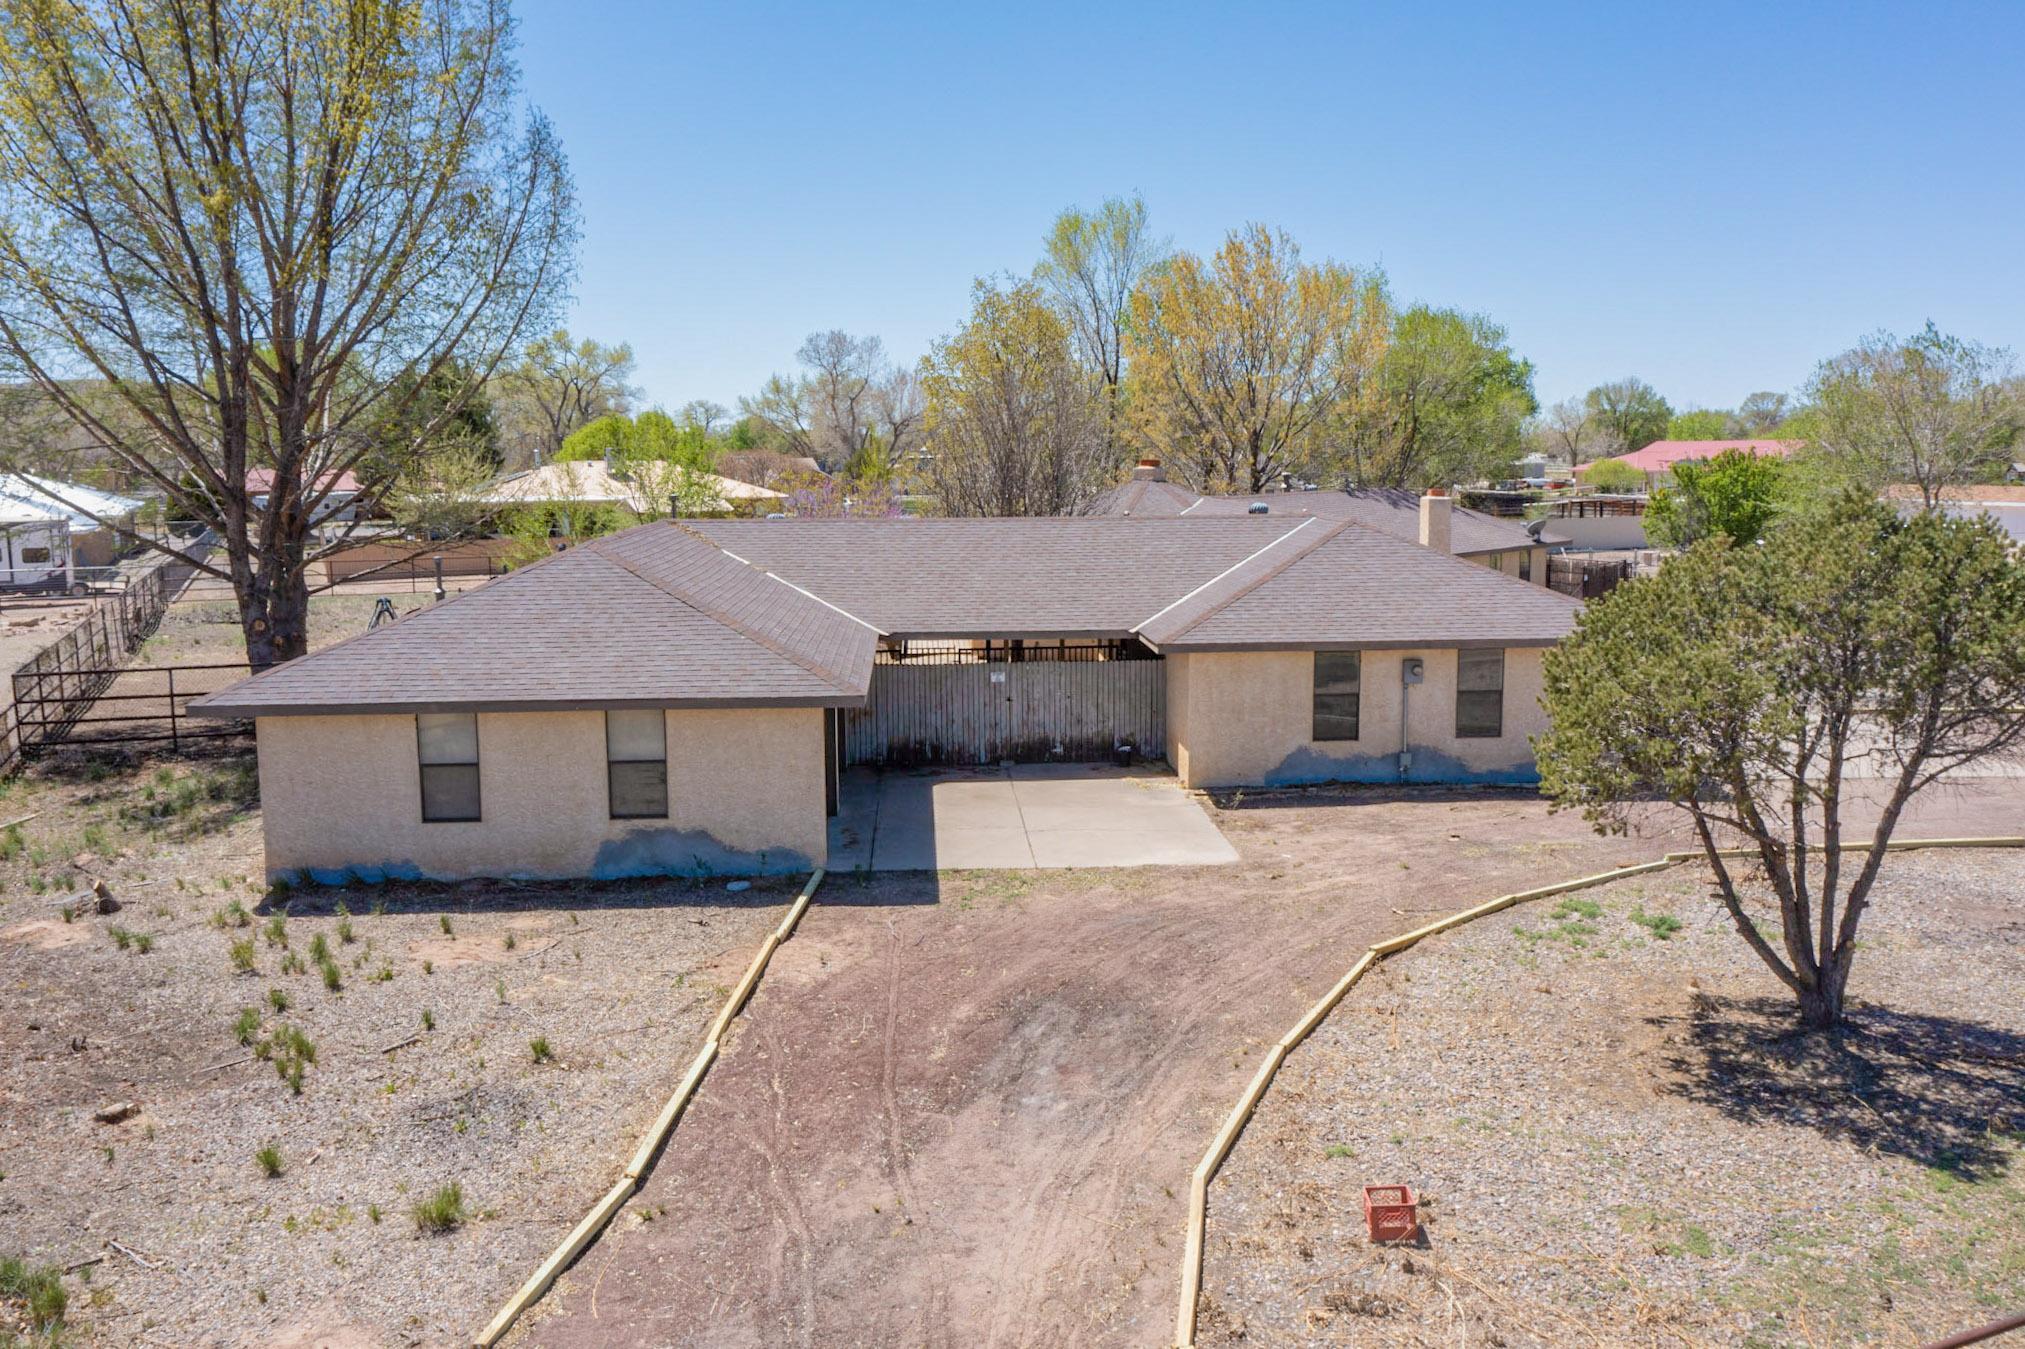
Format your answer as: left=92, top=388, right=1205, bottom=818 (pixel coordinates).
left=254, top=707, right=826, bottom=883
left=1466, top=545, right=1550, bottom=586
left=1165, top=647, right=1549, bottom=789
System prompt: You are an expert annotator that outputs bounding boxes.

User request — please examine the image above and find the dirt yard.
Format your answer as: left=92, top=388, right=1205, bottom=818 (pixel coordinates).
left=504, top=777, right=2023, bottom=1349
left=0, top=753, right=2017, bottom=1346
left=1199, top=848, right=2025, bottom=1347
left=0, top=753, right=798, bottom=1346
left=137, top=591, right=440, bottom=668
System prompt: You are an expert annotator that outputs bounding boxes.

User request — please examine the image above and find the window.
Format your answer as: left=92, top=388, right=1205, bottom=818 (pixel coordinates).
left=1456, top=649, right=1504, bottom=739
left=1312, top=651, right=1360, bottom=741
left=417, top=713, right=480, bottom=821
left=1518, top=550, right=1532, bottom=583
left=606, top=709, right=668, bottom=819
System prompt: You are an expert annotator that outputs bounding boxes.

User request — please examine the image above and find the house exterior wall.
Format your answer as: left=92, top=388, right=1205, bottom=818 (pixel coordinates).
left=1462, top=545, right=1551, bottom=586
left=254, top=707, right=826, bottom=884
left=1164, top=647, right=1548, bottom=788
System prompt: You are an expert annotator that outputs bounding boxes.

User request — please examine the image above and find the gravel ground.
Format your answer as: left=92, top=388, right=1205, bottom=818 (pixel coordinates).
left=0, top=753, right=796, bottom=1346
left=1202, top=848, right=2025, bottom=1347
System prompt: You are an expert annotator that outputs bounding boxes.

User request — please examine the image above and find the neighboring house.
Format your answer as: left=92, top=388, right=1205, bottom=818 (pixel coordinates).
left=475, top=457, right=783, bottom=520
left=715, top=450, right=825, bottom=491
left=247, top=468, right=364, bottom=524
left=1883, top=484, right=2025, bottom=547
left=1574, top=439, right=1798, bottom=492
left=1090, top=459, right=1561, bottom=586
left=192, top=495, right=1581, bottom=884
left=0, top=473, right=145, bottom=572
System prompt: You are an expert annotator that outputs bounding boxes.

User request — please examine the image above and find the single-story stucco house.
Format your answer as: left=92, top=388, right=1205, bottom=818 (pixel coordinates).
left=191, top=492, right=1582, bottom=884
left=1090, top=459, right=1563, bottom=585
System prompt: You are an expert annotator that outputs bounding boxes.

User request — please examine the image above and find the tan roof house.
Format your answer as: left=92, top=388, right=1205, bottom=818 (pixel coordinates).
left=476, top=458, right=783, bottom=516
left=194, top=494, right=1581, bottom=885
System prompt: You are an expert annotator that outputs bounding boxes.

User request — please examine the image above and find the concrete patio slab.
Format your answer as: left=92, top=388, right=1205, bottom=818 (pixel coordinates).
left=828, top=764, right=1239, bottom=872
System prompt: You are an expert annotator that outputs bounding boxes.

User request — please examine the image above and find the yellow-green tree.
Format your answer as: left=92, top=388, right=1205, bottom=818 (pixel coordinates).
left=1124, top=225, right=1387, bottom=493
left=0, top=0, right=576, bottom=665
left=919, top=278, right=1108, bottom=516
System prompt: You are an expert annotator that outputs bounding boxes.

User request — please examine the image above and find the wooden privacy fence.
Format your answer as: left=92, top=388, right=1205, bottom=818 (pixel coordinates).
left=844, top=657, right=1166, bottom=766
left=1548, top=554, right=1634, bottom=600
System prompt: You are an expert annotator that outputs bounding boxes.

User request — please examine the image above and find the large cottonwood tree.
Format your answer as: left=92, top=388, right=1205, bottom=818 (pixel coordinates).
left=0, top=0, right=576, bottom=666
left=1034, top=193, right=1167, bottom=461
left=1125, top=225, right=1387, bottom=493
left=919, top=278, right=1108, bottom=517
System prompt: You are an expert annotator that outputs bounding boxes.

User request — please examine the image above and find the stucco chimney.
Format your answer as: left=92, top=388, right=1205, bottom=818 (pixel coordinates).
left=1419, top=487, right=1453, bottom=553
left=1131, top=457, right=1166, bottom=482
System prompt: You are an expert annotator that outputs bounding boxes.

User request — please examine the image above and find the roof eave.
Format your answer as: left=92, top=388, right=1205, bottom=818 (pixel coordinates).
left=188, top=691, right=870, bottom=719
left=1147, top=635, right=1571, bottom=653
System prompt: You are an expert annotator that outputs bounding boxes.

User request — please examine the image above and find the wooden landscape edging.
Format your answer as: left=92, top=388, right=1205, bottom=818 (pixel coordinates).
left=473, top=868, right=826, bottom=1348
left=1172, top=836, right=2025, bottom=1348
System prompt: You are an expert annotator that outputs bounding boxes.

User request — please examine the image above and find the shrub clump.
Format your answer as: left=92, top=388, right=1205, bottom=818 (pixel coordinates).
left=412, top=1183, right=466, bottom=1234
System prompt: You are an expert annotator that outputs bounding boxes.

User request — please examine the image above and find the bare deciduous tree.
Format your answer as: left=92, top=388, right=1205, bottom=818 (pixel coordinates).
left=920, top=279, right=1109, bottom=517
left=741, top=329, right=924, bottom=476
left=0, top=0, right=577, bottom=665
left=499, top=329, right=636, bottom=468
left=1035, top=193, right=1168, bottom=459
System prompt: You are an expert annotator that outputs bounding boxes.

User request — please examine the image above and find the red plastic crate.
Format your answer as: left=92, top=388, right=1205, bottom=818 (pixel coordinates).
left=1362, top=1184, right=1418, bottom=1242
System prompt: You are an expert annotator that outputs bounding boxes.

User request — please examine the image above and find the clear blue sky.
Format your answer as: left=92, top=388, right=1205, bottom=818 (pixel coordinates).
left=514, top=0, right=2025, bottom=416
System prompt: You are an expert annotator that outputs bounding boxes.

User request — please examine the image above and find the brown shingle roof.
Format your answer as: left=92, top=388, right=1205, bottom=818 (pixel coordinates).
left=1089, top=481, right=1557, bottom=553
left=1138, top=519, right=1581, bottom=650
left=196, top=513, right=1581, bottom=717
left=690, top=517, right=1315, bottom=638
left=189, top=523, right=878, bottom=717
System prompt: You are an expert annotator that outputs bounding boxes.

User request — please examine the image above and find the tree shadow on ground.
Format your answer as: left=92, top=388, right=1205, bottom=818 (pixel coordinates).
left=1653, top=995, right=2025, bottom=1181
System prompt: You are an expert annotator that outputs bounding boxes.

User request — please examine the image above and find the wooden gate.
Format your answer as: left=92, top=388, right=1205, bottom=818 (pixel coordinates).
left=844, top=658, right=1165, bottom=766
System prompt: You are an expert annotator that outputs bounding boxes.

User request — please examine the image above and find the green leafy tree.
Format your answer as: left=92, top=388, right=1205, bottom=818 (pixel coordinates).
left=1805, top=323, right=2021, bottom=507
left=1582, top=458, right=1646, bottom=493
left=1645, top=448, right=1784, bottom=548
left=0, top=0, right=576, bottom=666
left=1736, top=391, right=1790, bottom=435
left=1666, top=408, right=1735, bottom=440
left=1585, top=378, right=1674, bottom=455
left=1538, top=497, right=2025, bottom=1030
left=1340, top=306, right=1537, bottom=489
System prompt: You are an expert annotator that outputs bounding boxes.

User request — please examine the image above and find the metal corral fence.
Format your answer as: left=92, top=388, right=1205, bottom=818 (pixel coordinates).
left=845, top=657, right=1166, bottom=766
left=9, top=565, right=169, bottom=749
left=11, top=659, right=252, bottom=754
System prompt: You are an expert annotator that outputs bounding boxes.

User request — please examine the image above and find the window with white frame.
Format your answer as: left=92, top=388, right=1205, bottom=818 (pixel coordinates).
left=606, top=709, right=668, bottom=819
left=417, top=713, right=481, bottom=821
left=1455, top=649, right=1505, bottom=738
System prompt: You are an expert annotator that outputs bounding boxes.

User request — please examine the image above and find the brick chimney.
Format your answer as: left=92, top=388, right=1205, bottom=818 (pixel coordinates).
left=1418, top=487, right=1453, bottom=553
left=1131, top=457, right=1166, bottom=482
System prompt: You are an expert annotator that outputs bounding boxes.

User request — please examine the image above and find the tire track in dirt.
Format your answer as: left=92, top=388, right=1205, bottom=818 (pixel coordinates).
left=977, top=902, right=1360, bottom=1346
left=523, top=791, right=1780, bottom=1347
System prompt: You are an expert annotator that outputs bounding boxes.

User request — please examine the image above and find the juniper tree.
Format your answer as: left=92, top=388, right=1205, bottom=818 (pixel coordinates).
left=1538, top=496, right=2025, bottom=1029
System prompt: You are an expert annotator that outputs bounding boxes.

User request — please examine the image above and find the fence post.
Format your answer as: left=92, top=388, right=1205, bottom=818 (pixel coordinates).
left=167, top=666, right=178, bottom=753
